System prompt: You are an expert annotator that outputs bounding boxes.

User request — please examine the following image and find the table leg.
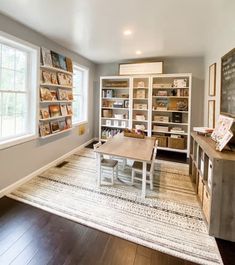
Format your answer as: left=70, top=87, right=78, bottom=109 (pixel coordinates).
left=142, top=161, right=147, bottom=198
left=97, top=153, right=101, bottom=186
left=122, top=158, right=127, bottom=170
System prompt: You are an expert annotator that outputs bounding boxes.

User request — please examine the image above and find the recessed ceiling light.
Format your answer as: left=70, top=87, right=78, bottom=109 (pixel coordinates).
left=123, top=30, right=132, bottom=36
left=136, top=50, right=142, bottom=55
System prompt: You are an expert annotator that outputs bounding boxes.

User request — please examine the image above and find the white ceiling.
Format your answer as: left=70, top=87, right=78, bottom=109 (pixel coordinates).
left=0, top=0, right=226, bottom=63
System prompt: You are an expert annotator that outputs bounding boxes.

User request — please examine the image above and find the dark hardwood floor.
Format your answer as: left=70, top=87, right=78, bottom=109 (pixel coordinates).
left=0, top=197, right=234, bottom=265
left=0, top=197, right=200, bottom=265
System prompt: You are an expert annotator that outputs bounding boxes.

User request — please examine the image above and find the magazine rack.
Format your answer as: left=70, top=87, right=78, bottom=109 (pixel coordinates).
left=39, top=48, right=74, bottom=138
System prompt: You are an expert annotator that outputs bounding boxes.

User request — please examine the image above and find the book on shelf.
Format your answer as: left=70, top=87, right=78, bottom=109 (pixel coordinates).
left=170, top=127, right=185, bottom=133
left=51, top=51, right=61, bottom=69
left=39, top=123, right=51, bottom=137
left=41, top=70, right=52, bottom=84
left=58, top=54, right=67, bottom=71
left=58, top=89, right=68, bottom=100
left=40, top=107, right=50, bottom=119
left=66, top=58, right=73, bottom=73
left=50, top=121, right=60, bottom=133
left=50, top=89, right=58, bottom=101
left=66, top=104, right=73, bottom=115
left=155, top=98, right=168, bottom=111
left=49, top=105, right=61, bottom=117
left=51, top=72, right=58, bottom=84
left=40, top=87, right=53, bottom=101
left=57, top=73, right=72, bottom=86
left=59, top=120, right=67, bottom=131
left=60, top=104, right=68, bottom=116
left=41, top=47, right=53, bottom=67
left=66, top=116, right=72, bottom=128
left=67, top=90, right=74, bottom=100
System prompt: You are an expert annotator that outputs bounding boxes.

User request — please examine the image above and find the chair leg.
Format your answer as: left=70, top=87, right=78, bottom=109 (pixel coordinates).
left=150, top=173, right=153, bottom=190
left=116, top=165, right=118, bottom=179
left=131, top=170, right=135, bottom=185
left=111, top=168, right=114, bottom=185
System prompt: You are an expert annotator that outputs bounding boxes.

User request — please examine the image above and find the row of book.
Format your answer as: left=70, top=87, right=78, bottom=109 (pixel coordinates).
left=41, top=70, right=72, bottom=87
left=40, top=104, right=72, bottom=119
left=39, top=117, right=72, bottom=137
left=101, top=128, right=122, bottom=139
left=41, top=47, right=73, bottom=73
left=40, top=87, right=73, bottom=101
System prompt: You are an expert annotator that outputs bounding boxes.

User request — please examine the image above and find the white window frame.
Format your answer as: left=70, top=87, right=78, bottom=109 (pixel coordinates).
left=72, top=63, right=89, bottom=126
left=0, top=31, right=39, bottom=150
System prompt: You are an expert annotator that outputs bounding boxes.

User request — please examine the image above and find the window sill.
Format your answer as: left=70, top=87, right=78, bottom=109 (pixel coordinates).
left=72, top=120, right=88, bottom=127
left=0, top=133, right=37, bottom=150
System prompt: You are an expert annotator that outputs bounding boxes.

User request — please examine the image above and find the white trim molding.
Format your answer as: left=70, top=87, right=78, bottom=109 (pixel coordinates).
left=0, top=138, right=95, bottom=198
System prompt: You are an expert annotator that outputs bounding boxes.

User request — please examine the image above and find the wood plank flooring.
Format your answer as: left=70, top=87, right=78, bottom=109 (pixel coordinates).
left=0, top=197, right=234, bottom=265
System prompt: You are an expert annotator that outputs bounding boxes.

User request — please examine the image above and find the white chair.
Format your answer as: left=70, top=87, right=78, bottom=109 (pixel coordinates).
left=131, top=140, right=158, bottom=190
left=93, top=142, right=118, bottom=185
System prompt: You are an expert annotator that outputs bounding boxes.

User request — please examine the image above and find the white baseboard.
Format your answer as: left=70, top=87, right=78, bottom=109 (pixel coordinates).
left=0, top=138, right=95, bottom=199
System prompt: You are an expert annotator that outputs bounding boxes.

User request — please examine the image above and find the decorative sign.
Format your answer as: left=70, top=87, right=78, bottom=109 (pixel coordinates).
left=78, top=124, right=86, bottom=135
left=221, top=48, right=235, bottom=117
left=119, top=62, right=163, bottom=75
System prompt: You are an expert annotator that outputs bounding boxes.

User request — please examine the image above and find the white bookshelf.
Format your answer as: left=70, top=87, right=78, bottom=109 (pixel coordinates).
left=99, top=76, right=131, bottom=141
left=151, top=73, right=192, bottom=157
left=99, top=74, right=192, bottom=157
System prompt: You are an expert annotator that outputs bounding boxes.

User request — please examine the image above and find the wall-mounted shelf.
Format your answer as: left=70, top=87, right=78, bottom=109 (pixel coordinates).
left=39, top=49, right=74, bottom=138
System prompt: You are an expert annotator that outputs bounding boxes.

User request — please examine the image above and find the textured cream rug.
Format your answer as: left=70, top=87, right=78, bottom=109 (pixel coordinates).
left=8, top=148, right=223, bottom=265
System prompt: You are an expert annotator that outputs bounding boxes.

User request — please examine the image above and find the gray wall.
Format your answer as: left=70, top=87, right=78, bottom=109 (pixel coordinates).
left=203, top=1, right=235, bottom=125
left=94, top=57, right=205, bottom=137
left=0, top=13, right=96, bottom=191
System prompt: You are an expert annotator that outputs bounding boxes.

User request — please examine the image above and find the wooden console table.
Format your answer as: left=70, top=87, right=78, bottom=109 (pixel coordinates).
left=189, top=132, right=235, bottom=242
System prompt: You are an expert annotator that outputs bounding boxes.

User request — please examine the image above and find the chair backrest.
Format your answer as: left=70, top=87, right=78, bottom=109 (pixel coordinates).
left=93, top=142, right=102, bottom=160
left=150, top=140, right=158, bottom=174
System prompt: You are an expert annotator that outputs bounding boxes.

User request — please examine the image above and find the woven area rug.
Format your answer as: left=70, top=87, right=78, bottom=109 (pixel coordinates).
left=8, top=148, right=223, bottom=265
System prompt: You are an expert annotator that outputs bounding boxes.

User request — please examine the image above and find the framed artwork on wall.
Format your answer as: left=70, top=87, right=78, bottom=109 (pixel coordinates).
left=209, top=63, right=216, bottom=96
left=208, top=100, right=215, bottom=128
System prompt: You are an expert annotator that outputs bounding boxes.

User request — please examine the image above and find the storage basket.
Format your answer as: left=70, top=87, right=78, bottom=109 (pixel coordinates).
left=155, top=135, right=168, bottom=147
left=168, top=137, right=185, bottom=149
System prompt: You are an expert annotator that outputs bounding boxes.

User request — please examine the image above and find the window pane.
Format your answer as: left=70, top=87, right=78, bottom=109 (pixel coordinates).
left=73, top=95, right=80, bottom=122
left=2, top=45, right=15, bottom=69
left=15, top=112, right=27, bottom=134
left=74, top=70, right=82, bottom=94
left=15, top=71, right=26, bottom=91
left=2, top=93, right=15, bottom=115
left=2, top=115, right=15, bottom=137
left=16, top=94, right=27, bottom=114
left=1, top=69, right=15, bottom=90
left=15, top=50, right=27, bottom=72
left=2, top=93, right=16, bottom=137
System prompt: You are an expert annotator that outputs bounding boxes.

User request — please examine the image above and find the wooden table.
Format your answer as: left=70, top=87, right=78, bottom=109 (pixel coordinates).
left=95, top=133, right=156, bottom=198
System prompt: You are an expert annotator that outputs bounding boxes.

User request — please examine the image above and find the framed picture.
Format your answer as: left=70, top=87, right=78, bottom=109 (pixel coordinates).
left=40, top=107, right=50, bottom=119
left=39, top=123, right=51, bottom=136
left=209, top=63, right=216, bottom=96
left=208, top=100, right=215, bottom=128
left=42, top=71, right=52, bottom=84
left=40, top=87, right=52, bottom=101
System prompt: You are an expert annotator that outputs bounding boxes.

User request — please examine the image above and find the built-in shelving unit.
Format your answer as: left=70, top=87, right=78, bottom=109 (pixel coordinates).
left=151, top=74, right=192, bottom=157
left=99, top=76, right=131, bottom=141
left=39, top=49, right=74, bottom=138
left=131, top=76, right=151, bottom=135
left=99, top=74, right=192, bottom=157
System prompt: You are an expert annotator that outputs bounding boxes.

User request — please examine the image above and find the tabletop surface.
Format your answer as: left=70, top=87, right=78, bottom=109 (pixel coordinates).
left=95, top=133, right=156, bottom=162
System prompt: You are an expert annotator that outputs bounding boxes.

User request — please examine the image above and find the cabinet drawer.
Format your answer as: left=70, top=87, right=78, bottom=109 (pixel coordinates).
left=203, top=188, right=211, bottom=223
left=197, top=174, right=204, bottom=204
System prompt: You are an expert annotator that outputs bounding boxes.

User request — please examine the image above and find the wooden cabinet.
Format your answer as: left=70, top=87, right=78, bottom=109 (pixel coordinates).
left=190, top=132, right=235, bottom=242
